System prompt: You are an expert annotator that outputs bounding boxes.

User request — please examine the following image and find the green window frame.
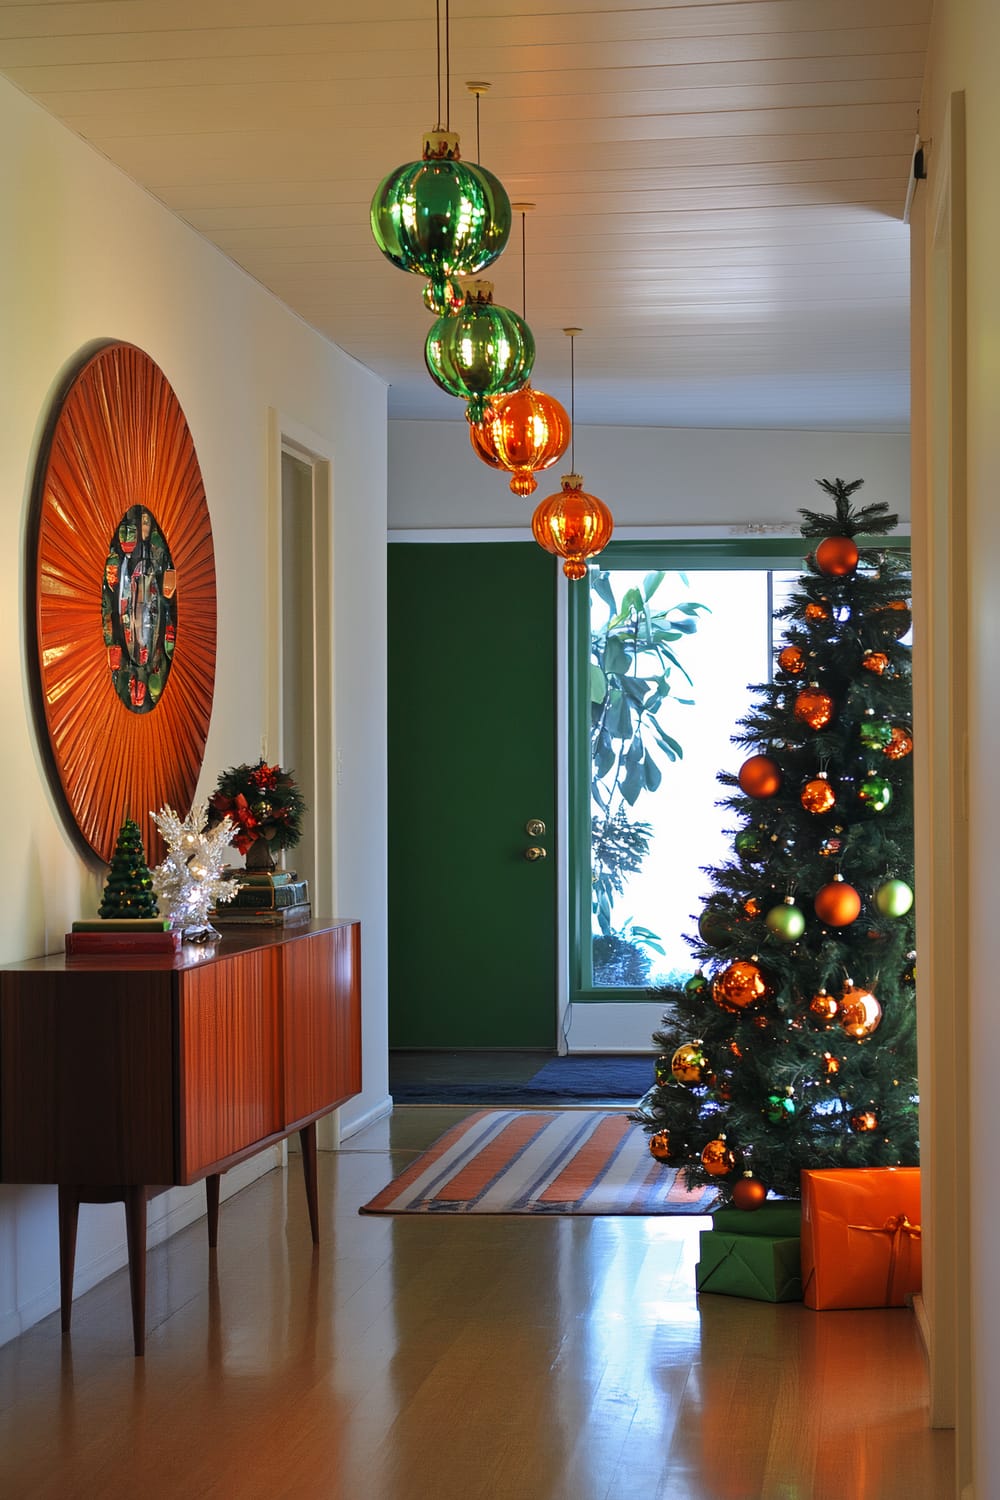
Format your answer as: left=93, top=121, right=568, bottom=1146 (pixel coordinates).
left=568, top=536, right=907, bottom=1004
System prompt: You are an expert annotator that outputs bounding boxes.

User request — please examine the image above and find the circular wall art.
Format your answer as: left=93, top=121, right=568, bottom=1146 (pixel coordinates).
left=30, top=342, right=216, bottom=863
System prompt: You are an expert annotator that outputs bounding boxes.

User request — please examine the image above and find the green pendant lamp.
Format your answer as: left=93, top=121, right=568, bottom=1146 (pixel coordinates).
left=424, top=280, right=535, bottom=423
left=369, top=7, right=511, bottom=313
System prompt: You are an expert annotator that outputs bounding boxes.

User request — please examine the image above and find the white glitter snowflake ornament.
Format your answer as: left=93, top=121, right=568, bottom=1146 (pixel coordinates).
left=151, top=800, right=238, bottom=942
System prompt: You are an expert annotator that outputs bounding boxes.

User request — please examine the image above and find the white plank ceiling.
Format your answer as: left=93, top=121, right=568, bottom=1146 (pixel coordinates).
left=0, top=0, right=928, bottom=429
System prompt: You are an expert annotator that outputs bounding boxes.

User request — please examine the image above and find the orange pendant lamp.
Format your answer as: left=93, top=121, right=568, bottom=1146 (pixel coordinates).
left=531, top=330, right=614, bottom=580
left=469, top=205, right=571, bottom=495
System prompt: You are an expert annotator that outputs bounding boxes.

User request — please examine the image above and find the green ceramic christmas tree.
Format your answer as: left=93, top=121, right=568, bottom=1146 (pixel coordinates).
left=98, top=816, right=159, bottom=919
left=638, top=479, right=918, bottom=1205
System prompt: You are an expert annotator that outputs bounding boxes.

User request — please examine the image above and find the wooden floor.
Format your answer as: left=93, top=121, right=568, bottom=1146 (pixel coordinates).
left=0, top=1107, right=954, bottom=1499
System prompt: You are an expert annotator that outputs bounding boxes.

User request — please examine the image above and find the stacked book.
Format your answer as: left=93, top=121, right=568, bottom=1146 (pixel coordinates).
left=65, top=918, right=182, bottom=956
left=212, top=869, right=312, bottom=927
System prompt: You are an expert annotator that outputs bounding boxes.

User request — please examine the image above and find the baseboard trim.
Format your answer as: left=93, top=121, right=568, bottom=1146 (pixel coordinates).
left=340, top=1093, right=393, bottom=1140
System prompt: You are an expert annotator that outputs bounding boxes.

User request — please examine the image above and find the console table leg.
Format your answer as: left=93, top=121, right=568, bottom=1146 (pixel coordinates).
left=123, top=1186, right=148, bottom=1357
left=57, top=1186, right=80, bottom=1334
left=206, top=1174, right=221, bottom=1249
left=299, top=1122, right=319, bottom=1244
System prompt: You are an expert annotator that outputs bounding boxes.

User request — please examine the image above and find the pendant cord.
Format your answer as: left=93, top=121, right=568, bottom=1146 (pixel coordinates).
left=521, top=212, right=527, bottom=321
left=435, top=0, right=442, bottom=129
left=475, top=91, right=481, bottom=160
left=570, top=334, right=576, bottom=470
left=445, top=0, right=451, bottom=130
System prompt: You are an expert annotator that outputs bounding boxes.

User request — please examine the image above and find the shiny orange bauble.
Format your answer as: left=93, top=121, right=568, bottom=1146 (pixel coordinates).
left=801, top=776, right=835, bottom=814
left=794, top=686, right=834, bottom=730
left=648, top=1130, right=671, bottom=1161
left=815, top=535, right=860, bottom=576
left=805, top=601, right=829, bottom=621
left=777, top=645, right=807, bottom=675
left=839, top=986, right=883, bottom=1039
left=732, top=1174, right=768, bottom=1211
left=469, top=383, right=571, bottom=496
left=822, top=1051, right=841, bottom=1078
left=850, top=1110, right=879, bottom=1134
left=712, top=959, right=770, bottom=1012
left=701, top=1138, right=737, bottom=1176
left=743, top=897, right=761, bottom=918
left=737, top=754, right=782, bottom=798
left=883, top=725, right=913, bottom=760
left=671, top=1041, right=709, bottom=1086
left=531, top=472, right=613, bottom=580
left=862, top=651, right=889, bottom=675
left=814, top=876, right=862, bottom=927
left=809, top=989, right=839, bottom=1023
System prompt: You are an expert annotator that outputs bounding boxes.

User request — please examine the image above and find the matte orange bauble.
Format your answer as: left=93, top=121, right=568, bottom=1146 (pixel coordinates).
left=815, top=535, right=860, bottom=576
left=737, top=754, right=782, bottom=798
left=883, top=725, right=913, bottom=760
left=712, top=959, right=770, bottom=1011
left=531, top=473, right=613, bottom=580
left=648, top=1130, right=671, bottom=1161
left=732, top=1174, right=767, bottom=1211
left=793, top=686, right=834, bottom=730
left=814, top=876, right=862, bottom=926
left=801, top=776, right=836, bottom=814
left=862, top=650, right=889, bottom=675
left=805, top=601, right=829, bottom=621
left=469, top=383, right=571, bottom=496
left=839, top=986, right=882, bottom=1039
left=777, top=645, right=806, bottom=675
left=701, top=1138, right=736, bottom=1176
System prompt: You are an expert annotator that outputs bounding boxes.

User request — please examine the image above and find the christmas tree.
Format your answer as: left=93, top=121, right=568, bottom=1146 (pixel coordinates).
left=98, top=816, right=159, bottom=918
left=638, top=479, right=918, bottom=1205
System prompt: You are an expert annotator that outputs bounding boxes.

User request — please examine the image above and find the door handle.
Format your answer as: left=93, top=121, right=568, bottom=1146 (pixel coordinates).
left=524, top=846, right=547, bottom=862
left=525, top=818, right=546, bottom=837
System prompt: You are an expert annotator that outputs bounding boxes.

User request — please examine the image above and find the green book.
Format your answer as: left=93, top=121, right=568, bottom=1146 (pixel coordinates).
left=228, top=880, right=309, bottom=911
left=72, top=918, right=172, bottom=932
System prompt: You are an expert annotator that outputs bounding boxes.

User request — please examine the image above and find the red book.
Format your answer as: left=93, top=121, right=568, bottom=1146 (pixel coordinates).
left=65, top=931, right=183, bottom=957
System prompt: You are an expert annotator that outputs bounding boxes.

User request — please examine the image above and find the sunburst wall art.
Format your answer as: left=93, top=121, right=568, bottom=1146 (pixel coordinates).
left=30, top=341, right=217, bottom=863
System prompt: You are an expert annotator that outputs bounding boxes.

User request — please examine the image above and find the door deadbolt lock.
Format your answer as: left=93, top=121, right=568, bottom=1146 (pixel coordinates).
left=524, top=845, right=547, bottom=862
left=525, top=818, right=546, bottom=837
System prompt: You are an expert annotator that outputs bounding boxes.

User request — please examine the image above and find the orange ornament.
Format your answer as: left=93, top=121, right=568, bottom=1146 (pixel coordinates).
left=732, top=1174, right=767, bottom=1211
left=814, top=876, right=862, bottom=927
left=872, top=600, right=911, bottom=639
left=805, top=601, right=829, bottom=621
left=809, top=989, right=839, bottom=1023
left=850, top=1110, right=879, bottom=1134
left=815, top=535, right=860, bottom=576
left=737, top=754, right=782, bottom=798
left=469, top=383, right=571, bottom=496
left=821, top=1051, right=841, bottom=1078
left=743, top=897, right=761, bottom=918
left=794, top=686, right=834, bottom=730
left=862, top=651, right=889, bottom=675
left=883, top=725, right=913, bottom=760
left=839, top=985, right=882, bottom=1039
left=701, top=1138, right=736, bottom=1176
left=648, top=1130, right=671, bottom=1161
left=777, top=645, right=807, bottom=675
left=712, top=959, right=770, bottom=1011
left=801, top=776, right=835, bottom=814
left=531, top=473, right=613, bottom=581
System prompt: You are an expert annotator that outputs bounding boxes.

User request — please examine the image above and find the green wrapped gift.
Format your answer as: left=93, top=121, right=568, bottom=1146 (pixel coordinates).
left=696, top=1230, right=802, bottom=1302
left=712, top=1201, right=802, bottom=1239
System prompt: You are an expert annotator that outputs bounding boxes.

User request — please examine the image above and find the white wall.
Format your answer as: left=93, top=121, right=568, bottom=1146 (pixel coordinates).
left=0, top=78, right=389, bottom=1344
left=389, top=420, right=910, bottom=533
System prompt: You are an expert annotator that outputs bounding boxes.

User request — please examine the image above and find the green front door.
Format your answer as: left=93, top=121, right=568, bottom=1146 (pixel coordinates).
left=388, top=542, right=557, bottom=1048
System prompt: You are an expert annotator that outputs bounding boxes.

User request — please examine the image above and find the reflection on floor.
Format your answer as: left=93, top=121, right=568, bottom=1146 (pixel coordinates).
left=388, top=1049, right=657, bottom=1105
left=0, top=1106, right=954, bottom=1500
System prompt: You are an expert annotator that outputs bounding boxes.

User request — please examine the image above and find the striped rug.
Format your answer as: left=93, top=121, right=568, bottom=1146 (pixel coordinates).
left=359, top=1109, right=718, bottom=1216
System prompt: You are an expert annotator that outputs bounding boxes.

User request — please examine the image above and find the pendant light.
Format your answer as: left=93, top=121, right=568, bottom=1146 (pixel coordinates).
left=369, top=3, right=511, bottom=314
left=424, top=279, right=535, bottom=423
left=469, top=205, right=571, bottom=496
left=531, top=330, right=614, bottom=580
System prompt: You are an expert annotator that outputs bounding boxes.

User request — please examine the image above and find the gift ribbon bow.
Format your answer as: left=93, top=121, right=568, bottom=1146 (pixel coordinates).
left=849, top=1213, right=922, bottom=1304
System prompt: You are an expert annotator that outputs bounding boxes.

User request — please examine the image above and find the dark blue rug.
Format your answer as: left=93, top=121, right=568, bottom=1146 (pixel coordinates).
left=390, top=1054, right=657, bottom=1104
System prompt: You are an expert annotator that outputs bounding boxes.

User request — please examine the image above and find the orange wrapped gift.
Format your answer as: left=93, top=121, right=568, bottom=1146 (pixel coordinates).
left=801, top=1167, right=921, bottom=1310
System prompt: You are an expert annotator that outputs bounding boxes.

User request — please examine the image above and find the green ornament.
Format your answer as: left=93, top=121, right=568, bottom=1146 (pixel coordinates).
left=735, top=827, right=763, bottom=858
left=425, top=284, right=534, bottom=422
left=764, top=899, right=806, bottom=942
left=859, top=719, right=894, bottom=750
left=858, top=775, right=893, bottom=813
left=697, top=906, right=732, bottom=946
left=875, top=877, right=914, bottom=917
left=684, top=969, right=709, bottom=998
left=370, top=135, right=511, bottom=308
left=764, top=1091, right=797, bottom=1124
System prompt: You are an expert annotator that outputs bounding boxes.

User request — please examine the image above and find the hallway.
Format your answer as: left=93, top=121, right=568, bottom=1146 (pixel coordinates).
left=0, top=1108, right=954, bottom=1499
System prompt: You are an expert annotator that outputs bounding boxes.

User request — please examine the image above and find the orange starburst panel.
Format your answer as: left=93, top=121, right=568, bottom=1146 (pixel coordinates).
left=32, top=343, right=216, bottom=863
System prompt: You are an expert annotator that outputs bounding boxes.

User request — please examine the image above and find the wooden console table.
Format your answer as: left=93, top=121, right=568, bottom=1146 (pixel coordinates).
left=0, top=918, right=361, bottom=1354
